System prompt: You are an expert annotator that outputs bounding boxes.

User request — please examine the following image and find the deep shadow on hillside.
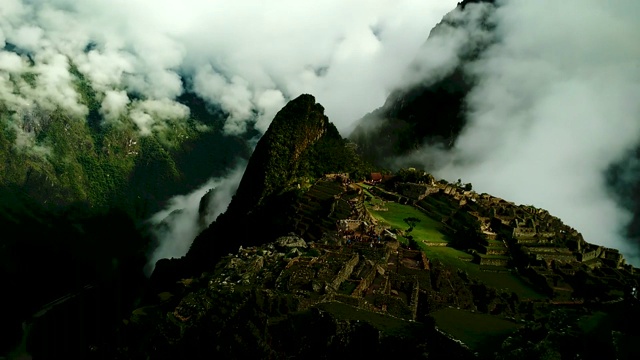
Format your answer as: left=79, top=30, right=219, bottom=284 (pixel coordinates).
left=0, top=187, right=149, bottom=357
left=0, top=92, right=255, bottom=357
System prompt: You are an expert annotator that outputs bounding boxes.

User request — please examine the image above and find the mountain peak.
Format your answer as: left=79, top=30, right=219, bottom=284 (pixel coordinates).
left=226, top=94, right=330, bottom=215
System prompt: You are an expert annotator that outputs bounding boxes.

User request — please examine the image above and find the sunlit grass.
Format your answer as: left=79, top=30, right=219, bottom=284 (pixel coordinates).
left=367, top=199, right=448, bottom=243
left=360, top=183, right=545, bottom=300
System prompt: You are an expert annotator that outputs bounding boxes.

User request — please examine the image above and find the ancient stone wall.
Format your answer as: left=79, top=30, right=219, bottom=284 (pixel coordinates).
left=482, top=232, right=498, bottom=240
left=479, top=257, right=509, bottom=267
left=337, top=219, right=363, bottom=232
left=370, top=186, right=411, bottom=205
left=486, top=247, right=508, bottom=255
left=424, top=242, right=448, bottom=247
left=515, top=237, right=539, bottom=245
left=421, top=252, right=430, bottom=270
left=351, top=266, right=377, bottom=297
left=534, top=253, right=576, bottom=263
left=526, top=247, right=565, bottom=254
left=513, top=228, right=537, bottom=238
left=580, top=249, right=599, bottom=262
left=397, top=182, right=430, bottom=201
left=409, top=277, right=420, bottom=320
left=329, top=254, right=360, bottom=291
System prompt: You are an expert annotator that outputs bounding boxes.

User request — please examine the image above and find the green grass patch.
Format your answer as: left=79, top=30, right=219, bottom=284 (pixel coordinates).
left=577, top=311, right=609, bottom=335
left=368, top=201, right=448, bottom=243
left=363, top=184, right=544, bottom=300
left=317, top=301, right=422, bottom=336
left=432, top=308, right=519, bottom=353
left=421, top=246, right=544, bottom=299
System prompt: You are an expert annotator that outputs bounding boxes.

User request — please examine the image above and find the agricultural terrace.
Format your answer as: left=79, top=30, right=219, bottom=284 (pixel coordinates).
left=358, top=183, right=545, bottom=300
left=432, top=307, right=520, bottom=353
left=363, top=189, right=447, bottom=244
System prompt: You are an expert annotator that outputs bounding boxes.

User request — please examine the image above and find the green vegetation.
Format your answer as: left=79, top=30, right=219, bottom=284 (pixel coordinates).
left=318, top=302, right=421, bottom=336
left=0, top=93, right=247, bottom=220
left=432, top=308, right=519, bottom=352
left=229, top=95, right=373, bottom=215
left=298, top=123, right=373, bottom=181
left=577, top=311, right=609, bottom=335
left=363, top=183, right=544, bottom=299
left=367, top=198, right=448, bottom=243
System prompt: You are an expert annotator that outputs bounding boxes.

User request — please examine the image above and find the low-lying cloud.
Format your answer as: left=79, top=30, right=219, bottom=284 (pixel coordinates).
left=145, top=161, right=246, bottom=275
left=399, top=0, right=640, bottom=264
left=1, top=0, right=459, bottom=137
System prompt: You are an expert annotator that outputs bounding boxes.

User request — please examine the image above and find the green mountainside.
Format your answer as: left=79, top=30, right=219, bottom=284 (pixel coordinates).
left=0, top=63, right=253, bottom=355
left=0, top=91, right=252, bottom=218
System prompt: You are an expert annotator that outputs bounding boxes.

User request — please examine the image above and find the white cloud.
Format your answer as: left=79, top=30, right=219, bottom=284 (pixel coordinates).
left=0, top=51, right=24, bottom=73
left=0, top=0, right=459, bottom=135
left=254, top=89, right=286, bottom=134
left=129, top=98, right=189, bottom=135
left=145, top=161, right=247, bottom=275
left=100, top=90, right=129, bottom=122
left=28, top=51, right=87, bottom=117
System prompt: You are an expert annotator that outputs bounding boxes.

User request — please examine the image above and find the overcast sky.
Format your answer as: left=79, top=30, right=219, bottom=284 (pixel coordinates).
left=0, top=0, right=459, bottom=135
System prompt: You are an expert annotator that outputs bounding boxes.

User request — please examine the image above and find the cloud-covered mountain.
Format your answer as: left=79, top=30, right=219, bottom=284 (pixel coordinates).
left=0, top=0, right=458, bottom=249
left=1, top=0, right=458, bottom=137
left=351, top=0, right=640, bottom=265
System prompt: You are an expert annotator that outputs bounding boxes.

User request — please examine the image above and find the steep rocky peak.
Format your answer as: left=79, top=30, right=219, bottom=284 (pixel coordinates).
left=226, top=94, right=330, bottom=214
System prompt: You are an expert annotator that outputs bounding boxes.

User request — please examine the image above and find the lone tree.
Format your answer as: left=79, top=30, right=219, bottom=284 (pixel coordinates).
left=403, top=217, right=421, bottom=232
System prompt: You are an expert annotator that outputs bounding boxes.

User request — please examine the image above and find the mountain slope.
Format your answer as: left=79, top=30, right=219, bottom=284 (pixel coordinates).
left=170, top=94, right=369, bottom=278
left=0, top=69, right=254, bottom=354
left=349, top=0, right=495, bottom=164
left=227, top=94, right=330, bottom=215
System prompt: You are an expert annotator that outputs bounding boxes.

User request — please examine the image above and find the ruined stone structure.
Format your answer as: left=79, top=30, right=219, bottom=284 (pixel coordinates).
left=231, top=172, right=639, bottom=323
left=403, top=173, right=640, bottom=301
left=396, top=182, right=430, bottom=201
left=329, top=254, right=359, bottom=291
left=337, top=219, right=364, bottom=232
